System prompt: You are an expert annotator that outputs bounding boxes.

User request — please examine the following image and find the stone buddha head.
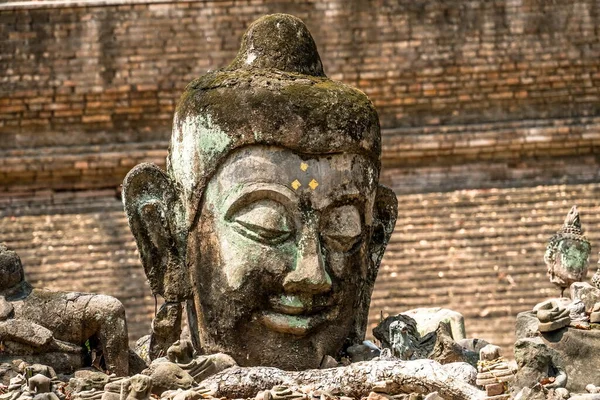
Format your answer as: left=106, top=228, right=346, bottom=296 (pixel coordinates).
left=123, top=14, right=397, bottom=370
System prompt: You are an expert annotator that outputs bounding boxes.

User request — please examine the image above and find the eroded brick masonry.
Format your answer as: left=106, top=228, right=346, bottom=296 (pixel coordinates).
left=1, top=0, right=600, bottom=352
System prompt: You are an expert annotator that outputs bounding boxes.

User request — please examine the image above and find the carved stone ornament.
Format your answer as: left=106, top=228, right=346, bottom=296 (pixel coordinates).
left=123, top=13, right=398, bottom=369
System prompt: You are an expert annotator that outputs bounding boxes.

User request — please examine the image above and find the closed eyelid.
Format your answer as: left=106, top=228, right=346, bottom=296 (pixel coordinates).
left=223, top=183, right=297, bottom=220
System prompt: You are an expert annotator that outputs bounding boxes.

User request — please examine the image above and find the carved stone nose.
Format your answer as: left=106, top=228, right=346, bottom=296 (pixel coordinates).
left=283, top=226, right=332, bottom=295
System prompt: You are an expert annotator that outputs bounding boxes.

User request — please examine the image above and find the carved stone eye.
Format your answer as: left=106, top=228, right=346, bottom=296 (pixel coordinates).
left=231, top=199, right=293, bottom=245
left=321, top=205, right=362, bottom=252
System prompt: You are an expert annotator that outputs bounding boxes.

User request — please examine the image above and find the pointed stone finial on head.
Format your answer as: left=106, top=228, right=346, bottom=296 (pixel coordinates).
left=228, top=14, right=325, bottom=77
left=561, top=205, right=582, bottom=235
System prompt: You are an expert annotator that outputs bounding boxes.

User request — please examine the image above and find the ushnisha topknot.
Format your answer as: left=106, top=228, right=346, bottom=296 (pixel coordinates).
left=227, top=14, right=325, bottom=77
left=167, top=14, right=381, bottom=223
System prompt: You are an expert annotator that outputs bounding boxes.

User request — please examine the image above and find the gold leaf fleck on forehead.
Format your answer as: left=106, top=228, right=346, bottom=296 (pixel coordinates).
left=291, top=180, right=302, bottom=190
left=308, top=179, right=319, bottom=190
left=300, top=162, right=309, bottom=171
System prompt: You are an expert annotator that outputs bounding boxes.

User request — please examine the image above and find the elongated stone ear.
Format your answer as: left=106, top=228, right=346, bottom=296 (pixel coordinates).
left=370, top=185, right=398, bottom=278
left=122, top=163, right=190, bottom=302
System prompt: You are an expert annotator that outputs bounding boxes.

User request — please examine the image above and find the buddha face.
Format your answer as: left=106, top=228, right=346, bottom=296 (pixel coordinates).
left=185, top=145, right=378, bottom=369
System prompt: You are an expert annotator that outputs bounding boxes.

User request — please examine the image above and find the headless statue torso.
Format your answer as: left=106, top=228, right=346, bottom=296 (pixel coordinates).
left=0, top=244, right=130, bottom=376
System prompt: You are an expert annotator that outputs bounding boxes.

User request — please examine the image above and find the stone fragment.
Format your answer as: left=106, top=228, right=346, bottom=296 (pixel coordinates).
left=68, top=370, right=115, bottom=393
left=28, top=374, right=51, bottom=394
left=512, top=338, right=567, bottom=394
left=588, top=384, right=600, bottom=393
left=366, top=392, right=391, bottom=400
left=0, top=297, right=13, bottom=321
left=479, top=345, right=501, bottom=361
left=256, top=385, right=307, bottom=400
left=538, top=317, right=571, bottom=332
left=590, top=302, right=600, bottom=323
left=166, top=340, right=193, bottom=365
left=592, top=266, right=600, bottom=289
left=423, top=393, right=443, bottom=400
left=172, top=389, right=201, bottom=400
left=101, top=374, right=152, bottom=400
left=441, top=362, right=477, bottom=385
left=513, top=386, right=545, bottom=400
left=0, top=319, right=53, bottom=348
left=346, top=341, right=380, bottom=363
left=485, top=383, right=504, bottom=396
left=534, top=299, right=571, bottom=332
left=515, top=312, right=539, bottom=339
left=33, top=393, right=59, bottom=400
left=456, top=338, right=490, bottom=354
left=567, top=299, right=590, bottom=328
left=319, top=356, right=338, bottom=369
left=554, top=388, right=570, bottom=399
left=401, top=308, right=466, bottom=340
left=571, top=282, right=600, bottom=312
left=143, top=363, right=192, bottom=396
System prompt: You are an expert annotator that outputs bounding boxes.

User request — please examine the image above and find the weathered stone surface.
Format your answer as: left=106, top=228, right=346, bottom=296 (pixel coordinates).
left=512, top=338, right=567, bottom=393
left=0, top=319, right=53, bottom=348
left=515, top=312, right=541, bottom=339
left=479, top=345, right=501, bottom=362
left=0, top=245, right=129, bottom=375
left=533, top=299, right=571, bottom=333
left=538, top=317, right=571, bottom=333
left=544, top=206, right=591, bottom=296
left=513, top=386, right=546, bottom=400
left=485, top=383, right=504, bottom=397
left=101, top=374, right=152, bottom=400
left=142, top=363, right=193, bottom=396
left=28, top=374, right=51, bottom=394
left=441, top=362, right=477, bottom=386
left=123, top=13, right=398, bottom=370
left=515, top=311, right=600, bottom=392
left=346, top=341, right=380, bottom=363
left=456, top=339, right=490, bottom=355
left=200, top=359, right=485, bottom=399
left=401, top=308, right=466, bottom=341
left=571, top=282, right=600, bottom=313
left=0, top=296, right=14, bottom=321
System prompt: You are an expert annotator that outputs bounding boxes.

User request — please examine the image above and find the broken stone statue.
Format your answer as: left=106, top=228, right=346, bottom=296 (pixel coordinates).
left=514, top=206, right=600, bottom=394
left=544, top=205, right=591, bottom=297
left=122, top=12, right=398, bottom=370
left=122, top=13, right=485, bottom=399
left=0, top=244, right=129, bottom=375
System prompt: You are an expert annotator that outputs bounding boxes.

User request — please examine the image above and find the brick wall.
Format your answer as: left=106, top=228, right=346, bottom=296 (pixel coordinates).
left=3, top=0, right=600, bottom=356
left=2, top=0, right=600, bottom=149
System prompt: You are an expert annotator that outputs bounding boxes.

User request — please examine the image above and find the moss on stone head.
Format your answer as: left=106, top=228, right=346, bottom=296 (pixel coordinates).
left=228, top=14, right=325, bottom=77
left=168, top=13, right=381, bottom=218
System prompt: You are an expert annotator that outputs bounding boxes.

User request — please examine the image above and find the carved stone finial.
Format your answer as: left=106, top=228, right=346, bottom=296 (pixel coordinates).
left=228, top=14, right=325, bottom=77
left=544, top=206, right=591, bottom=296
